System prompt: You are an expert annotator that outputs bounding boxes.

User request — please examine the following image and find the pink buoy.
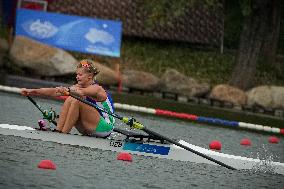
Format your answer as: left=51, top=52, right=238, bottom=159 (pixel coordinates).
left=240, top=138, right=251, bottom=146
left=268, top=136, right=279, bottom=144
left=209, top=140, right=222, bottom=150
left=37, top=159, right=56, bottom=170
left=117, top=152, right=133, bottom=162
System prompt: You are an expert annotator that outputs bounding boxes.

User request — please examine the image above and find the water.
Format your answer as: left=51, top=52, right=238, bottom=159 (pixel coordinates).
left=0, top=92, right=283, bottom=189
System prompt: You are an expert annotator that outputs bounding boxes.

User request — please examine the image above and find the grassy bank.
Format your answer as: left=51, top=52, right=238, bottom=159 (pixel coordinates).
left=86, top=38, right=284, bottom=87
left=120, top=39, right=235, bottom=85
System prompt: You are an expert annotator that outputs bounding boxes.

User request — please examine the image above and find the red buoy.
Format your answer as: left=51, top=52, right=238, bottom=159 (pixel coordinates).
left=240, top=138, right=251, bottom=146
left=37, top=160, right=56, bottom=170
left=268, top=136, right=280, bottom=144
left=117, top=152, right=133, bottom=162
left=209, top=140, right=222, bottom=150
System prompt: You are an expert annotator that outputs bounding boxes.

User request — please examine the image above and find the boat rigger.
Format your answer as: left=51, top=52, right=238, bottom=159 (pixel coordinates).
left=0, top=123, right=284, bottom=175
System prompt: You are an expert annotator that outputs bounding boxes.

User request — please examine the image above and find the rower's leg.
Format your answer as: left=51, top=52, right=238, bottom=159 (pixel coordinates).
left=77, top=102, right=101, bottom=133
left=56, top=97, right=72, bottom=131
left=61, top=98, right=80, bottom=133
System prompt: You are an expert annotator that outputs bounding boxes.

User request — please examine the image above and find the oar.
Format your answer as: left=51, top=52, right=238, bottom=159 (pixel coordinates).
left=68, top=92, right=236, bottom=170
left=27, top=96, right=57, bottom=126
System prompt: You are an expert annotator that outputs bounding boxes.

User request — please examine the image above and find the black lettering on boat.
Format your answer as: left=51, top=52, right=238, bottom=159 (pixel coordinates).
left=110, top=140, right=123, bottom=147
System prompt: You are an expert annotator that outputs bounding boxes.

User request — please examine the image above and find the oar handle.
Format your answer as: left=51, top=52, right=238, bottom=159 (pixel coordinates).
left=27, top=96, right=44, bottom=114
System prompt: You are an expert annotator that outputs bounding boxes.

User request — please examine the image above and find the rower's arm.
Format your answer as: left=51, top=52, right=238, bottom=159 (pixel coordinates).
left=80, top=85, right=107, bottom=102
left=21, top=87, right=65, bottom=97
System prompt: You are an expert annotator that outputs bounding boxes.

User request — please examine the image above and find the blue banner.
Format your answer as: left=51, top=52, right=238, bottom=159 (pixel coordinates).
left=15, top=9, right=122, bottom=57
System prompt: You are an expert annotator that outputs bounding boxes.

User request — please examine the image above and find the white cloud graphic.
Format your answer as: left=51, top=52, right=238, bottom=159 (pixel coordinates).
left=22, top=19, right=58, bottom=39
left=84, top=28, right=114, bottom=45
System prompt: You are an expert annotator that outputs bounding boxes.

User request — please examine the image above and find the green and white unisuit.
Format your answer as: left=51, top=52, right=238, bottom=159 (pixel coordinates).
left=86, top=91, right=115, bottom=137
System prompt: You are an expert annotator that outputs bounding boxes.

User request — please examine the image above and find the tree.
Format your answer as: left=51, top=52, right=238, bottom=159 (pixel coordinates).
left=259, top=0, right=282, bottom=72
left=140, top=0, right=283, bottom=89
left=229, top=0, right=282, bottom=89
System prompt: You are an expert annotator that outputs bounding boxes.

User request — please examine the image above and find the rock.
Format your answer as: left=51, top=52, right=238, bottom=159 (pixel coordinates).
left=93, top=61, right=119, bottom=85
left=160, top=68, right=210, bottom=97
left=9, top=36, right=77, bottom=76
left=209, top=84, right=247, bottom=105
left=122, top=70, right=160, bottom=90
left=246, top=85, right=284, bottom=109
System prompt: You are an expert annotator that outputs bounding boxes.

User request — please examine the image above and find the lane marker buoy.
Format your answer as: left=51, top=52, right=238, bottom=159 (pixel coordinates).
left=117, top=152, right=133, bottom=162
left=37, top=159, right=56, bottom=170
left=209, top=140, right=222, bottom=150
left=240, top=138, right=251, bottom=146
left=268, top=136, right=280, bottom=144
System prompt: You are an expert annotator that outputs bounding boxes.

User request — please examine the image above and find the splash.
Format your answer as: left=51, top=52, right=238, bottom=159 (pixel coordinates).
left=250, top=144, right=279, bottom=174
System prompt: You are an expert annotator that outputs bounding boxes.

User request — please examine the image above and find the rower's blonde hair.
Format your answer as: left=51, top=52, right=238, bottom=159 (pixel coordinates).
left=77, top=59, right=100, bottom=76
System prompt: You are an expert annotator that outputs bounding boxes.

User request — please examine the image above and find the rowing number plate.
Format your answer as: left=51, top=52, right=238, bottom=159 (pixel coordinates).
left=110, top=140, right=123, bottom=147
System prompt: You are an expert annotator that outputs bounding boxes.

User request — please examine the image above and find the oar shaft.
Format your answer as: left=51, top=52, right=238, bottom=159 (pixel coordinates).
left=27, top=96, right=44, bottom=114
left=142, top=127, right=236, bottom=170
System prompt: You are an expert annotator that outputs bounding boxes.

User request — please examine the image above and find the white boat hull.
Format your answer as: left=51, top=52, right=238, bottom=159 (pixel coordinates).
left=0, top=124, right=283, bottom=175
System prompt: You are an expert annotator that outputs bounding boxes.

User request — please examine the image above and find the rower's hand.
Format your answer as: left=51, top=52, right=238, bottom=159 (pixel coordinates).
left=55, top=86, right=69, bottom=96
left=21, top=88, right=36, bottom=96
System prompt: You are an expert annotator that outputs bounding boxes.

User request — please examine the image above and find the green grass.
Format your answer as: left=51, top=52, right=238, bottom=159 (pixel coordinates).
left=71, top=37, right=284, bottom=87
left=92, top=39, right=236, bottom=85
left=114, top=39, right=284, bottom=86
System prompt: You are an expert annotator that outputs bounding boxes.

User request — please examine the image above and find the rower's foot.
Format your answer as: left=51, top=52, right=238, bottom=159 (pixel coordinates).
left=52, top=129, right=62, bottom=133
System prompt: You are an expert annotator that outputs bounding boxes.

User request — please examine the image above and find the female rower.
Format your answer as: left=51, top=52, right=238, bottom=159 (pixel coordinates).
left=21, top=59, right=115, bottom=137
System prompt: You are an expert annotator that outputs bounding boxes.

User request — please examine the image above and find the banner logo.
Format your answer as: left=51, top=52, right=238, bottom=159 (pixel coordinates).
left=22, top=19, right=58, bottom=39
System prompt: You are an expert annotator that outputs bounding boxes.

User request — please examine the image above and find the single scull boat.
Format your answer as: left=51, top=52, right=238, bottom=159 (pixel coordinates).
left=0, top=123, right=284, bottom=175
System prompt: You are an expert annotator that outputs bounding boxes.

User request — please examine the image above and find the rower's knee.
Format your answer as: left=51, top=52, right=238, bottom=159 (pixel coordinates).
left=70, top=98, right=80, bottom=106
left=64, top=96, right=73, bottom=104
